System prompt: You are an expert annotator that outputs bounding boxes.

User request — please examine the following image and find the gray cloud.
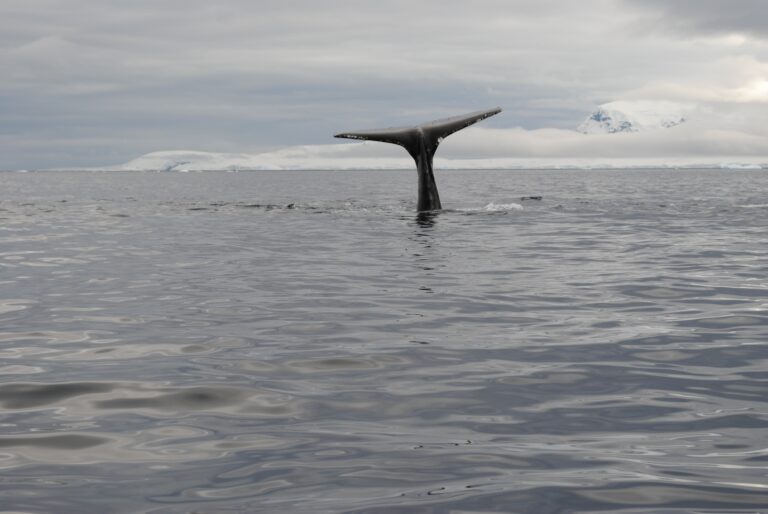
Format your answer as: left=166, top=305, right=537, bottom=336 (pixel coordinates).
left=1, top=0, right=767, bottom=168
left=624, top=0, right=768, bottom=38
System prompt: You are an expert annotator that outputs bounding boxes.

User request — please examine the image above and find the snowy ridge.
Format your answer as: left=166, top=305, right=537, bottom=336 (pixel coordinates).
left=578, top=101, right=688, bottom=134
left=75, top=148, right=767, bottom=172
left=111, top=147, right=413, bottom=171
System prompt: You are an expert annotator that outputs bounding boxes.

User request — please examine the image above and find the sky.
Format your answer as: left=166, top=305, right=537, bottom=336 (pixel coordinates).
left=2, top=0, right=768, bottom=169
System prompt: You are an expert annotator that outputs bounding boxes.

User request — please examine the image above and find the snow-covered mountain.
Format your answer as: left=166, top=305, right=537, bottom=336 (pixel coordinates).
left=110, top=147, right=413, bottom=171
left=577, top=101, right=687, bottom=134
left=82, top=148, right=765, bottom=172
left=74, top=105, right=768, bottom=171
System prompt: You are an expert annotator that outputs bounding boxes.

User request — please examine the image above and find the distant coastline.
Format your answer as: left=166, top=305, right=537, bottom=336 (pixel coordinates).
left=34, top=148, right=768, bottom=173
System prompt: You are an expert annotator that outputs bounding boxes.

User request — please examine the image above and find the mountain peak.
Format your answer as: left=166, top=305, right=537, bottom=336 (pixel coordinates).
left=578, top=101, right=687, bottom=134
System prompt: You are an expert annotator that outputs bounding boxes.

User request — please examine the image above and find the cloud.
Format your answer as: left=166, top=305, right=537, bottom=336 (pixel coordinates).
left=1, top=1, right=767, bottom=168
left=624, top=0, right=768, bottom=39
left=427, top=116, right=768, bottom=161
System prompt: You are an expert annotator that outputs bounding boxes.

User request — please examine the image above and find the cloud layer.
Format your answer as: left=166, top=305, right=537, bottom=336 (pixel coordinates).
left=1, top=0, right=767, bottom=169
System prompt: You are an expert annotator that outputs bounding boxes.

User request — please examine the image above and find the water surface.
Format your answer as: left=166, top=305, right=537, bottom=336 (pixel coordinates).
left=0, top=169, right=767, bottom=513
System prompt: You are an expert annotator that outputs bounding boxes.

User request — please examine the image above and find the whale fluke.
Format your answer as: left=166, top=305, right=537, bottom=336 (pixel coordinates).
left=335, top=107, right=502, bottom=211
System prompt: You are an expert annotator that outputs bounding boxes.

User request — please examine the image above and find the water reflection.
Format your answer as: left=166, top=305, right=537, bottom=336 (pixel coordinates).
left=415, top=210, right=439, bottom=228
left=409, top=211, right=439, bottom=272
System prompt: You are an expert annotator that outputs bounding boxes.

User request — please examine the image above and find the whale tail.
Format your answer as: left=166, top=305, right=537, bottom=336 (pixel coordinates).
left=335, top=107, right=502, bottom=211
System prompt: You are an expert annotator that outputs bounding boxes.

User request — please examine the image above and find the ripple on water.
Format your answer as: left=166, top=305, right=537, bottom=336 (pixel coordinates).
left=53, top=342, right=215, bottom=361
left=0, top=299, right=33, bottom=315
left=285, top=354, right=409, bottom=373
left=0, top=382, right=115, bottom=409
left=678, top=314, right=768, bottom=328
left=0, top=434, right=108, bottom=450
left=0, top=330, right=97, bottom=345
left=0, top=382, right=302, bottom=418
left=94, top=386, right=250, bottom=412
left=1, top=170, right=767, bottom=512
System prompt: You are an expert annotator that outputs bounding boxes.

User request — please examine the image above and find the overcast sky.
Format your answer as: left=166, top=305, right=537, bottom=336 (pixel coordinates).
left=2, top=0, right=768, bottom=169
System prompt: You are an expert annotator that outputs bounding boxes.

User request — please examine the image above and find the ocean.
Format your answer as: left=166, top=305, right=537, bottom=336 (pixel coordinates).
left=1, top=169, right=767, bottom=513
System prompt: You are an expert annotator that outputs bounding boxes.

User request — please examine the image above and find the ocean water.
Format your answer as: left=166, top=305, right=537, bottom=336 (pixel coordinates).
left=0, top=169, right=767, bottom=513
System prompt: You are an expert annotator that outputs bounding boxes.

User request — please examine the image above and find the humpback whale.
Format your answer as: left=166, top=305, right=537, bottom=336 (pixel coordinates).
left=335, top=107, right=502, bottom=211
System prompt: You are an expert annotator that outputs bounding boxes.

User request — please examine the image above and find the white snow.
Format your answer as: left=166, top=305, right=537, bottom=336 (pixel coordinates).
left=577, top=101, right=688, bottom=134
left=718, top=162, right=763, bottom=170
left=71, top=108, right=766, bottom=172
left=110, top=146, right=413, bottom=171
left=85, top=148, right=765, bottom=172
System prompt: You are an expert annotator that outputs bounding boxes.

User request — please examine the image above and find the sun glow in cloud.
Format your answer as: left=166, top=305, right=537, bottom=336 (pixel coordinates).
left=737, top=79, right=768, bottom=101
left=719, top=34, right=748, bottom=47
